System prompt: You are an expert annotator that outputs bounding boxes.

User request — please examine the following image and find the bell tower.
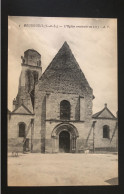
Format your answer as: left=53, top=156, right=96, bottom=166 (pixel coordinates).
left=13, top=49, right=42, bottom=112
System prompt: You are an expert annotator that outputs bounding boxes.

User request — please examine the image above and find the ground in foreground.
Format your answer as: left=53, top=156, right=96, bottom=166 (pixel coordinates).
left=8, top=153, right=118, bottom=186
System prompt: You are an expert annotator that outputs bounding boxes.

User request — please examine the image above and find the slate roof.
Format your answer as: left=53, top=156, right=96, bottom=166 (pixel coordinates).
left=39, top=41, right=93, bottom=95
left=92, top=104, right=117, bottom=120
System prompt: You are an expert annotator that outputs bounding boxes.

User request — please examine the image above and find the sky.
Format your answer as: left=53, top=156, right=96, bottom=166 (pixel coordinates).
left=8, top=16, right=117, bottom=115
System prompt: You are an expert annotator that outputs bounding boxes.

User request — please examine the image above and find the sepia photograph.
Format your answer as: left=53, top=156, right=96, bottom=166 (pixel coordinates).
left=7, top=16, right=118, bottom=186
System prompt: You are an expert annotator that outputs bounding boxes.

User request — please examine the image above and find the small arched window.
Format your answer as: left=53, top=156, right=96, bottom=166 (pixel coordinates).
left=19, top=123, right=26, bottom=137
left=60, top=100, right=70, bottom=120
left=103, top=125, right=110, bottom=138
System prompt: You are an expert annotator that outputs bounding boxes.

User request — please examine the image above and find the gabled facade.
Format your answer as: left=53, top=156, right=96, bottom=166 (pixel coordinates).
left=92, top=104, right=118, bottom=151
left=8, top=42, right=118, bottom=153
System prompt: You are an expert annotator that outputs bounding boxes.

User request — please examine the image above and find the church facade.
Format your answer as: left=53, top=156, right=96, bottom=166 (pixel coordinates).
left=8, top=42, right=118, bottom=153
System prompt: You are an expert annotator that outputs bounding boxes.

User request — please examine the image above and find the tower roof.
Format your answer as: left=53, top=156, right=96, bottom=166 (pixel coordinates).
left=39, top=41, right=93, bottom=95
left=24, top=49, right=41, bottom=56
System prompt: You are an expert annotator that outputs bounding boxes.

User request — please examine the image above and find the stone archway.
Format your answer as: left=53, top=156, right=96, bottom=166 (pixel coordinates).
left=51, top=123, right=79, bottom=153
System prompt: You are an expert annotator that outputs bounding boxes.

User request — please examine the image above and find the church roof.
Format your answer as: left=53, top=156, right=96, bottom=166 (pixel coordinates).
left=11, top=104, right=34, bottom=115
left=39, top=41, right=93, bottom=95
left=92, top=104, right=117, bottom=120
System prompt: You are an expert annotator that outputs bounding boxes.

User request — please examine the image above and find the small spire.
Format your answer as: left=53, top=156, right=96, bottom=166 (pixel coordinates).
left=64, top=41, right=67, bottom=44
left=104, top=103, right=107, bottom=108
left=63, top=41, right=69, bottom=46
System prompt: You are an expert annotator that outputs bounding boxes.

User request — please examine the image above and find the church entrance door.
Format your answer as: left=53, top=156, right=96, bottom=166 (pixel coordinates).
left=59, top=131, right=70, bottom=153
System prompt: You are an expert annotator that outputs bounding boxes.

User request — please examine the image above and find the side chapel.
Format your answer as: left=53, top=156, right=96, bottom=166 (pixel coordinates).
left=8, top=42, right=118, bottom=153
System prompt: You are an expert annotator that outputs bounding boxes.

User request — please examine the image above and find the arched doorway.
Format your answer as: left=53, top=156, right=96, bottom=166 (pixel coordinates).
left=59, top=131, right=70, bottom=153
left=51, top=123, right=79, bottom=153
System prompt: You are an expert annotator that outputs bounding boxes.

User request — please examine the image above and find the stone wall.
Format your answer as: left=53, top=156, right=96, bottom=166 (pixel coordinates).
left=45, top=121, right=93, bottom=153
left=33, top=74, right=93, bottom=152
left=45, top=92, right=80, bottom=120
left=24, top=49, right=41, bottom=67
left=8, top=114, right=33, bottom=152
left=33, top=87, right=47, bottom=152
left=13, top=49, right=42, bottom=112
left=92, top=118, right=118, bottom=150
left=15, top=87, right=33, bottom=112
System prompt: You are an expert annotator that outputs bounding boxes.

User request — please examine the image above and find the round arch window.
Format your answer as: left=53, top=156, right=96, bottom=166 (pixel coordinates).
left=60, top=100, right=70, bottom=120
left=103, top=125, right=110, bottom=138
left=19, top=123, right=26, bottom=137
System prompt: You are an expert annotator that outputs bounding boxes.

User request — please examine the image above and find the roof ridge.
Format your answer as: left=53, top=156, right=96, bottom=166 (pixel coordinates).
left=105, top=107, right=116, bottom=119
left=21, top=104, right=33, bottom=114
left=93, top=106, right=116, bottom=119
left=12, top=104, right=33, bottom=114
left=92, top=108, right=104, bottom=118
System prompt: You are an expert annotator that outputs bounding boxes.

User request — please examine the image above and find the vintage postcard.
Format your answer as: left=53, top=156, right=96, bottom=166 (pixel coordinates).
left=8, top=16, right=118, bottom=186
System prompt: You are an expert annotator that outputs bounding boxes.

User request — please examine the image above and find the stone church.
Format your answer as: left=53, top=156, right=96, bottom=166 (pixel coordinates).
left=8, top=42, right=118, bottom=153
